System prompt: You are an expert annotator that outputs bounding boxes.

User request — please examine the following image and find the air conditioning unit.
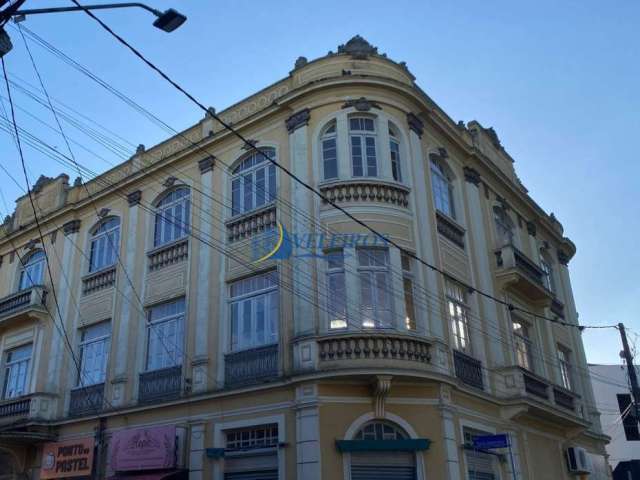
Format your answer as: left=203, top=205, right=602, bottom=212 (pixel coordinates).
left=566, top=447, right=592, bottom=474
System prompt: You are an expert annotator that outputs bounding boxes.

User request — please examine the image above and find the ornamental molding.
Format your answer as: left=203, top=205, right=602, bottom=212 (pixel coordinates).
left=463, top=166, right=481, bottom=186
left=371, top=375, right=392, bottom=418
left=198, top=156, right=215, bottom=174
left=63, top=219, right=81, bottom=236
left=127, top=190, right=142, bottom=206
left=285, top=108, right=311, bottom=133
left=406, top=112, right=424, bottom=137
left=342, top=97, right=381, bottom=112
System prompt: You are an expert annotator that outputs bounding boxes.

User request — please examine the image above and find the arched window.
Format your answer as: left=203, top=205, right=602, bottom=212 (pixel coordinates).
left=18, top=250, right=45, bottom=290
left=154, top=187, right=190, bottom=248
left=430, top=156, right=455, bottom=218
left=389, top=124, right=402, bottom=182
left=231, top=148, right=276, bottom=216
left=350, top=421, right=416, bottom=480
left=321, top=121, right=338, bottom=180
left=349, top=117, right=377, bottom=177
left=493, top=205, right=514, bottom=246
left=89, top=217, right=120, bottom=273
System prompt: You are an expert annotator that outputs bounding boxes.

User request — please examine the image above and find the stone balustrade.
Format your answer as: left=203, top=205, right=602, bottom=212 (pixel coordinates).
left=148, top=238, right=189, bottom=271
left=82, top=267, right=116, bottom=295
left=319, top=180, right=410, bottom=208
left=226, top=204, right=277, bottom=242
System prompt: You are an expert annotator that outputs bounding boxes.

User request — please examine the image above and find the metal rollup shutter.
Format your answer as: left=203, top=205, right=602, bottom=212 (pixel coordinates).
left=224, top=471, right=278, bottom=480
left=351, top=451, right=416, bottom=480
left=224, top=449, right=278, bottom=480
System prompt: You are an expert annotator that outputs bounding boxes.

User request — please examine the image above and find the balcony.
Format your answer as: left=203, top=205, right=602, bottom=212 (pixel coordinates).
left=499, top=366, right=580, bottom=415
left=69, top=383, right=104, bottom=417
left=225, top=344, right=279, bottom=387
left=318, top=180, right=410, bottom=209
left=453, top=349, right=484, bottom=390
left=139, top=365, right=182, bottom=404
left=82, top=267, right=116, bottom=295
left=436, top=211, right=465, bottom=249
left=0, top=392, right=57, bottom=426
left=494, top=244, right=552, bottom=305
left=148, top=238, right=188, bottom=271
left=0, top=286, right=47, bottom=326
left=316, top=333, right=431, bottom=373
left=226, top=203, right=277, bottom=242
left=550, top=298, right=565, bottom=318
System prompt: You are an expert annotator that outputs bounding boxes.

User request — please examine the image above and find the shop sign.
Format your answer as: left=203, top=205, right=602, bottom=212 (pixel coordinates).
left=110, top=425, right=176, bottom=471
left=40, top=437, right=95, bottom=479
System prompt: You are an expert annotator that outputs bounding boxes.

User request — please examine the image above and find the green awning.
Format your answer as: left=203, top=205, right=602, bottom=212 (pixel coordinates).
left=336, top=439, right=431, bottom=452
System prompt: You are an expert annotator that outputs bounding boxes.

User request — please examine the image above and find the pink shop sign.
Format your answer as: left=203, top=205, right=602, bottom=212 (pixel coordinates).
left=110, top=425, right=176, bottom=471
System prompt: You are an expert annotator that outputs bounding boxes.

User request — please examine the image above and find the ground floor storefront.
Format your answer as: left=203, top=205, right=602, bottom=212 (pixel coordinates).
left=0, top=379, right=611, bottom=480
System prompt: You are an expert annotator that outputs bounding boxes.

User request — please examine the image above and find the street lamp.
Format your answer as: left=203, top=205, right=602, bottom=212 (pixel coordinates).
left=10, top=2, right=187, bottom=32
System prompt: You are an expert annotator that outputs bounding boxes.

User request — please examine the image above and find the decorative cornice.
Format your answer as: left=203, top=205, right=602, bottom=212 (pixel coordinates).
left=337, top=35, right=378, bottom=59
left=342, top=97, right=381, bottom=112
left=406, top=112, right=424, bottom=138
left=463, top=166, right=481, bottom=186
left=285, top=108, right=311, bottom=133
left=127, top=190, right=142, bottom=206
left=63, top=219, right=81, bottom=236
left=198, top=156, right=215, bottom=174
left=526, top=221, right=537, bottom=237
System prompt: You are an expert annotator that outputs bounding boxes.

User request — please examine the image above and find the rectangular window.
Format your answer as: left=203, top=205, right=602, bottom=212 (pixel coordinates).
left=357, top=248, right=392, bottom=328
left=617, top=393, right=640, bottom=441
left=326, top=250, right=347, bottom=329
left=464, top=428, right=499, bottom=480
left=390, top=139, right=402, bottom=182
left=2, top=344, right=32, bottom=399
left=513, top=318, right=534, bottom=372
left=446, top=281, right=470, bottom=353
left=430, top=159, right=455, bottom=219
left=322, top=137, right=338, bottom=180
left=224, top=424, right=279, bottom=480
left=229, top=272, right=279, bottom=351
left=146, top=298, right=185, bottom=371
left=350, top=117, right=377, bottom=178
left=402, top=253, right=416, bottom=330
left=557, top=346, right=572, bottom=390
left=78, top=321, right=111, bottom=386
left=540, top=259, right=555, bottom=293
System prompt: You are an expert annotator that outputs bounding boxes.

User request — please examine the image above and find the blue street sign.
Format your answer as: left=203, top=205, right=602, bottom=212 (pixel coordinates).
left=472, top=434, right=509, bottom=450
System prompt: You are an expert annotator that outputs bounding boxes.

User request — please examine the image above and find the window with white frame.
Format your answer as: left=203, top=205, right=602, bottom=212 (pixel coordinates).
left=464, top=427, right=500, bottom=480
left=430, top=156, right=455, bottom=218
left=326, top=250, right=347, bottom=329
left=389, top=125, right=402, bottom=183
left=89, top=217, right=120, bottom=273
left=349, top=117, right=377, bottom=177
left=154, top=187, right=190, bottom=248
left=231, top=148, right=277, bottom=216
left=321, top=121, right=338, bottom=180
left=512, top=318, right=534, bottom=372
left=224, top=424, right=279, bottom=480
left=358, top=248, right=392, bottom=328
left=18, top=250, right=45, bottom=291
left=446, top=281, right=471, bottom=353
left=557, top=346, right=572, bottom=390
left=402, top=252, right=416, bottom=331
left=229, top=271, right=279, bottom=351
left=350, top=421, right=416, bottom=480
left=2, top=344, right=32, bottom=399
left=493, top=206, right=514, bottom=246
left=77, top=321, right=111, bottom=386
left=540, top=257, right=555, bottom=293
left=146, top=298, right=185, bottom=371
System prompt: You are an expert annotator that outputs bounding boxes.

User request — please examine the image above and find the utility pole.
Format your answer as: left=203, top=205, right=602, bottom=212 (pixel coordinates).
left=618, top=323, right=640, bottom=420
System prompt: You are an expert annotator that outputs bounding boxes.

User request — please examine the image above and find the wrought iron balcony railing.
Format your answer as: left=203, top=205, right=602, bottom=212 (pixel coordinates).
left=139, top=365, right=182, bottom=404
left=225, top=344, right=279, bottom=387
left=453, top=349, right=484, bottom=390
left=69, top=383, right=105, bottom=416
left=494, top=244, right=552, bottom=304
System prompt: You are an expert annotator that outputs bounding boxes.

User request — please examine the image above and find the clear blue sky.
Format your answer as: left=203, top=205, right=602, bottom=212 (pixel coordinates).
left=0, top=1, right=638, bottom=363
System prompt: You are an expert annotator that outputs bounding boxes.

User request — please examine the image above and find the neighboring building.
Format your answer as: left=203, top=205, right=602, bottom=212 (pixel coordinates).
left=590, top=364, right=640, bottom=479
left=0, top=35, right=610, bottom=479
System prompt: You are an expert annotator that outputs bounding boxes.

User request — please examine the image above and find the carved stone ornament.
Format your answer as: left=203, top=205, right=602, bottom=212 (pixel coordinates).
left=24, top=239, right=38, bottom=251
left=127, top=190, right=142, bottom=206
left=371, top=375, right=392, bottom=418
left=73, top=176, right=82, bottom=187
left=136, top=144, right=146, bottom=154
left=463, top=166, right=481, bottom=186
left=198, top=156, right=215, bottom=174
left=484, top=127, right=502, bottom=149
left=285, top=108, right=311, bottom=133
left=97, top=208, right=110, bottom=218
left=294, top=56, right=308, bottom=69
left=63, top=219, right=81, bottom=236
left=557, top=250, right=570, bottom=266
left=50, top=230, right=57, bottom=244
left=526, top=221, right=537, bottom=237
left=337, top=35, right=379, bottom=59
left=241, top=139, right=259, bottom=151
left=32, top=174, right=54, bottom=194
left=163, top=176, right=178, bottom=188
left=406, top=112, right=424, bottom=137
left=341, top=97, right=381, bottom=112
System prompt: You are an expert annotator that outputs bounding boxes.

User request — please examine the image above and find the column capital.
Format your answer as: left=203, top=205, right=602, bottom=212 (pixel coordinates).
left=463, top=166, right=481, bottom=185
left=285, top=108, right=310, bottom=133
left=198, top=156, right=215, bottom=174
left=127, top=190, right=142, bottom=206
left=406, top=112, right=424, bottom=138
left=62, top=219, right=80, bottom=236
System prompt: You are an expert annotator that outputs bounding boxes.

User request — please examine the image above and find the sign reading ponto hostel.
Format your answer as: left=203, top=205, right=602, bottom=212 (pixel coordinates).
left=40, top=438, right=95, bottom=479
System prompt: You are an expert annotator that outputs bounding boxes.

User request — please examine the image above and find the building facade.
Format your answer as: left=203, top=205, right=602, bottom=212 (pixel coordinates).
left=0, top=35, right=610, bottom=479
left=589, top=364, right=640, bottom=479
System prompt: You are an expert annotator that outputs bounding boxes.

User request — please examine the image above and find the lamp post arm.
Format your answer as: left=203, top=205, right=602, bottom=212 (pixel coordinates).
left=14, top=2, right=162, bottom=18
